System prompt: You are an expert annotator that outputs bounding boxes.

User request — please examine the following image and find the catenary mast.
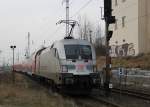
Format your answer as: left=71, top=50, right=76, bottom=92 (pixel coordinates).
left=66, top=0, right=69, bottom=37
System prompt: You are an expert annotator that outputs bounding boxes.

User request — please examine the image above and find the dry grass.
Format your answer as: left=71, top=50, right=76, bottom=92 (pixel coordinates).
left=96, top=56, right=106, bottom=70
left=111, top=54, right=150, bottom=69
left=0, top=72, right=76, bottom=107
left=97, top=53, right=150, bottom=70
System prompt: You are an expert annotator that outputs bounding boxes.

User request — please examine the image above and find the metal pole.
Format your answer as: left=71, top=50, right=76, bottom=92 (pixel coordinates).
left=103, top=0, right=115, bottom=96
left=105, top=18, right=111, bottom=96
left=10, top=45, right=16, bottom=84
left=28, top=32, right=30, bottom=58
left=89, top=30, right=92, bottom=43
left=13, top=48, right=14, bottom=72
left=66, top=0, right=69, bottom=37
left=125, top=69, right=127, bottom=88
left=12, top=47, right=15, bottom=83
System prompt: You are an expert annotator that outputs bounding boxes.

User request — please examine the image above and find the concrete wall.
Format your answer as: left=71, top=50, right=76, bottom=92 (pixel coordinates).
left=138, top=0, right=147, bottom=54
left=110, top=0, right=139, bottom=57
left=145, top=0, right=150, bottom=53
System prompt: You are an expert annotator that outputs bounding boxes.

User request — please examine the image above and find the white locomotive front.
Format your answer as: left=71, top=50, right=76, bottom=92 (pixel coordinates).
left=16, top=38, right=100, bottom=93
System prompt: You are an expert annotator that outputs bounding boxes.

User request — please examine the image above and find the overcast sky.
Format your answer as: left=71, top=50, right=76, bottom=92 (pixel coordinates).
left=0, top=0, right=103, bottom=65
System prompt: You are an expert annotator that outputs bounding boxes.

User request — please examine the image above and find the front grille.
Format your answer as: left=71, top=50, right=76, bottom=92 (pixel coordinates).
left=73, top=75, right=92, bottom=87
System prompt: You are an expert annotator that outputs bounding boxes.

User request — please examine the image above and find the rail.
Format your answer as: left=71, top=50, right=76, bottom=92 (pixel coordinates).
left=111, top=88, right=150, bottom=101
left=89, top=95, right=122, bottom=107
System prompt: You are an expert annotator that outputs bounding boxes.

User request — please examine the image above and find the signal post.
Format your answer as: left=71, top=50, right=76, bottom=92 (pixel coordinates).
left=10, top=45, right=16, bottom=84
left=104, top=0, right=116, bottom=96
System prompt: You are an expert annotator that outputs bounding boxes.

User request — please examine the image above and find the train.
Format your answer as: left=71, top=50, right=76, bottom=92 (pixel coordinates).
left=14, top=38, right=101, bottom=94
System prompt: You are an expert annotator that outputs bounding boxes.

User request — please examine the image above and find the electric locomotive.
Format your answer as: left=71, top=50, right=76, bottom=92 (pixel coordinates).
left=14, top=20, right=100, bottom=94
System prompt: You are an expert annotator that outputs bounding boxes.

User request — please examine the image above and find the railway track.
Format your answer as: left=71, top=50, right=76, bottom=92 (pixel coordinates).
left=111, top=88, right=150, bottom=101
left=62, top=94, right=122, bottom=107
left=18, top=72, right=150, bottom=106
left=18, top=72, right=122, bottom=107
left=88, top=95, right=122, bottom=107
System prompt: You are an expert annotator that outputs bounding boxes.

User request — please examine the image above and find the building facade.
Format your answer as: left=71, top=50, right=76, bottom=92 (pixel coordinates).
left=109, top=0, right=150, bottom=57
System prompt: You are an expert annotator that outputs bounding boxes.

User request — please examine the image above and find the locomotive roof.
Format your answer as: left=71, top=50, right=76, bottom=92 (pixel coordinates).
left=55, top=39, right=92, bottom=46
left=51, top=39, right=95, bottom=60
left=30, top=38, right=96, bottom=60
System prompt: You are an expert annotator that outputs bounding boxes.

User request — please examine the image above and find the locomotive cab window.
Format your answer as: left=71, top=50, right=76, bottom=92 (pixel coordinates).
left=64, top=45, right=92, bottom=60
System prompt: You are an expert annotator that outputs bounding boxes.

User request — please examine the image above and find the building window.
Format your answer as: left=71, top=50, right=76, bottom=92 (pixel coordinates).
left=122, top=16, right=126, bottom=27
left=115, top=41, right=118, bottom=44
left=123, top=39, right=126, bottom=42
left=115, top=0, right=118, bottom=6
left=122, top=0, right=126, bottom=3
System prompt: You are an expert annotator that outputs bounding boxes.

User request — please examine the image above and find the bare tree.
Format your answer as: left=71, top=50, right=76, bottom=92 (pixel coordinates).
left=95, top=25, right=103, bottom=46
left=77, top=16, right=93, bottom=41
left=77, top=16, right=84, bottom=39
left=94, top=25, right=106, bottom=56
